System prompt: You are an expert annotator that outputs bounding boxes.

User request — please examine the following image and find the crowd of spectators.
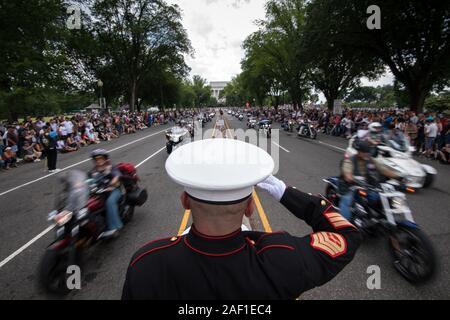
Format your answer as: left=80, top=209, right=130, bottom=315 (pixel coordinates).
left=246, top=106, right=450, bottom=165
left=0, top=110, right=172, bottom=172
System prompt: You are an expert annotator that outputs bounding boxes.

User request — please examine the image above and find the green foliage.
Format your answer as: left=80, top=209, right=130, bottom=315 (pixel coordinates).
left=303, top=0, right=383, bottom=110
left=312, top=0, right=450, bottom=112
left=221, top=75, right=251, bottom=107
left=88, top=0, right=192, bottom=111
left=0, top=0, right=193, bottom=120
left=425, top=92, right=450, bottom=113
left=241, top=0, right=310, bottom=109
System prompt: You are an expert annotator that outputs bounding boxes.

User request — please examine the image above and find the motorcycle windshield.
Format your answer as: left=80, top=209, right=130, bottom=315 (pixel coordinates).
left=58, top=171, right=89, bottom=213
left=386, top=132, right=410, bottom=153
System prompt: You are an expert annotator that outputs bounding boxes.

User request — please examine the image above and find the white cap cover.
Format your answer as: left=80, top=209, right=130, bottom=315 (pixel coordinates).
left=165, top=139, right=275, bottom=202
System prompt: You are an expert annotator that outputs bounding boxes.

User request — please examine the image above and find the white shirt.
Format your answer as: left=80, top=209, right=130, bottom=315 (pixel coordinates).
left=57, top=140, right=65, bottom=150
left=59, top=126, right=68, bottom=136
left=64, top=121, right=74, bottom=134
left=51, top=123, right=58, bottom=132
left=425, top=123, right=438, bottom=138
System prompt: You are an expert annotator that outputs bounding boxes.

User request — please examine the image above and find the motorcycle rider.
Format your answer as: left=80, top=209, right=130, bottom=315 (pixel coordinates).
left=297, top=116, right=308, bottom=134
left=89, top=149, right=123, bottom=239
left=339, top=140, right=401, bottom=221
left=358, top=122, right=383, bottom=157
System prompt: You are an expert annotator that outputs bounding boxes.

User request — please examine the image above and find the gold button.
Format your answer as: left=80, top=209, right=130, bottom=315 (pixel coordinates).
left=321, top=200, right=327, bottom=206
left=170, top=237, right=178, bottom=242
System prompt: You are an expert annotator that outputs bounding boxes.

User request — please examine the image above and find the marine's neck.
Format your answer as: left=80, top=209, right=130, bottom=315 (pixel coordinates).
left=191, top=216, right=241, bottom=237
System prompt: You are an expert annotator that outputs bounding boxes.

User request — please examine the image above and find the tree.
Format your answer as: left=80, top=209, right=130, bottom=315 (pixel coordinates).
left=315, top=0, right=450, bottom=112
left=0, top=0, right=73, bottom=120
left=241, top=0, right=311, bottom=110
left=221, top=75, right=251, bottom=106
left=346, top=86, right=379, bottom=103
left=90, top=0, right=191, bottom=111
left=191, top=76, right=212, bottom=107
left=303, top=0, right=383, bottom=111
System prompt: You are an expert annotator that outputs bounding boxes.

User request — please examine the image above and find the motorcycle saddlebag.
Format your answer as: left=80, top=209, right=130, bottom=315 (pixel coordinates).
left=126, top=187, right=148, bottom=207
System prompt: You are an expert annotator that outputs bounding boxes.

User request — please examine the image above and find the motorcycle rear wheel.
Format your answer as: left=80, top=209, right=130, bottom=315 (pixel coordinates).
left=121, top=205, right=135, bottom=224
left=388, top=225, right=436, bottom=284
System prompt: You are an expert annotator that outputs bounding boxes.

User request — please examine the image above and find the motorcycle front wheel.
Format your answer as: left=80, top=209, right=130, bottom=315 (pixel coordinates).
left=325, top=185, right=340, bottom=206
left=423, top=173, right=435, bottom=188
left=388, top=224, right=436, bottom=284
left=38, top=248, right=74, bottom=295
left=166, top=142, right=173, bottom=154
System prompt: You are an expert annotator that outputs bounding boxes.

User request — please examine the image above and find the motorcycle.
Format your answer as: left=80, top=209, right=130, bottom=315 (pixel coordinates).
left=297, top=120, right=317, bottom=139
left=238, top=114, right=244, bottom=121
left=258, top=120, right=272, bottom=139
left=247, top=117, right=257, bottom=129
left=283, top=119, right=296, bottom=133
left=323, top=176, right=436, bottom=284
left=346, top=134, right=437, bottom=189
left=39, top=169, right=148, bottom=294
left=165, top=125, right=189, bottom=154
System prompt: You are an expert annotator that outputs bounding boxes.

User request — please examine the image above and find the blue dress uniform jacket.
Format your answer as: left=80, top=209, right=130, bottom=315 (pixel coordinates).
left=122, top=187, right=362, bottom=300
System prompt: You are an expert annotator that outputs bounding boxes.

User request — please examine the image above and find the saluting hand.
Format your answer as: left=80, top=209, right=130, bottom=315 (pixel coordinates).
left=257, top=175, right=287, bottom=202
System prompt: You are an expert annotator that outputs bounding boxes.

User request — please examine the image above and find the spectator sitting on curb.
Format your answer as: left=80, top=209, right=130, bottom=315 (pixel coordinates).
left=2, top=146, right=18, bottom=170
left=22, top=141, right=42, bottom=162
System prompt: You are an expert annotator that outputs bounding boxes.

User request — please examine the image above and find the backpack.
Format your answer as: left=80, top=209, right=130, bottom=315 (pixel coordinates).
left=116, top=162, right=137, bottom=179
left=116, top=162, right=139, bottom=190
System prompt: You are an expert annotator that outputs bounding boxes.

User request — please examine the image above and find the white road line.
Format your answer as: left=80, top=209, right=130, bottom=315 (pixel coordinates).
left=136, top=147, right=165, bottom=168
left=272, top=141, right=290, bottom=153
left=317, top=141, right=346, bottom=152
left=0, top=146, right=166, bottom=270
left=0, top=129, right=166, bottom=198
left=0, top=225, right=55, bottom=269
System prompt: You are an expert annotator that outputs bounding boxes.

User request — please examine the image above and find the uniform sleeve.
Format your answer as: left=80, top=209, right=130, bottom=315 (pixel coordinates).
left=280, top=187, right=362, bottom=291
left=121, top=267, right=133, bottom=300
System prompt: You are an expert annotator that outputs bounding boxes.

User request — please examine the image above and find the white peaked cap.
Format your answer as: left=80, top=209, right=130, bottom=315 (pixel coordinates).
left=165, top=139, right=275, bottom=203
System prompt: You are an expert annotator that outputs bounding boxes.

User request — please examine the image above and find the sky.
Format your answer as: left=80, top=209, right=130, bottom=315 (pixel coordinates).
left=168, top=0, right=394, bottom=100
left=167, top=0, right=266, bottom=82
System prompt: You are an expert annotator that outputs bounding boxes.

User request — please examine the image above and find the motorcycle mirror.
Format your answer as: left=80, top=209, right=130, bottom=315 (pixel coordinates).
left=48, top=210, right=58, bottom=221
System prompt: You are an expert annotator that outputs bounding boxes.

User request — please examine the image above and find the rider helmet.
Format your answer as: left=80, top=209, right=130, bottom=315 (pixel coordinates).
left=91, top=149, right=110, bottom=160
left=368, top=122, right=383, bottom=134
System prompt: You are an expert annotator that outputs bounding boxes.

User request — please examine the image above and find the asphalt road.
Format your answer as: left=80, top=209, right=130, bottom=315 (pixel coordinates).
left=0, top=112, right=449, bottom=300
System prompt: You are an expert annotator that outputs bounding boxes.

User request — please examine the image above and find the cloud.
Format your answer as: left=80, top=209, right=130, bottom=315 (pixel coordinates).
left=167, top=0, right=265, bottom=82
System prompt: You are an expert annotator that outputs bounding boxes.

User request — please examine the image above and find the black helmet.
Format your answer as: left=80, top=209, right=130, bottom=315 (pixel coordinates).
left=353, top=139, right=371, bottom=153
left=91, top=149, right=109, bottom=160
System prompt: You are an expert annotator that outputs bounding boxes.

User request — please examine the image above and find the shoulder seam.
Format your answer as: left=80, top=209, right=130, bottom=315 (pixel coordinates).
left=257, top=245, right=295, bottom=255
left=255, top=231, right=287, bottom=245
left=131, top=237, right=182, bottom=267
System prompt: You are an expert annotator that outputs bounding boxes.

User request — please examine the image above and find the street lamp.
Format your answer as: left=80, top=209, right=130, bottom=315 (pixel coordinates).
left=97, top=80, right=104, bottom=109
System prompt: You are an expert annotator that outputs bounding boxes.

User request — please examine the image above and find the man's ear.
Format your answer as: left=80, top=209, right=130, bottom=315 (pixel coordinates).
left=244, top=197, right=254, bottom=218
left=180, top=192, right=190, bottom=210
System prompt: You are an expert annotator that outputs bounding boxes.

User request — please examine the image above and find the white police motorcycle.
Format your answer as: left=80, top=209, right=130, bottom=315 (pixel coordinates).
left=165, top=125, right=189, bottom=154
left=258, top=120, right=272, bottom=139
left=346, top=134, right=437, bottom=189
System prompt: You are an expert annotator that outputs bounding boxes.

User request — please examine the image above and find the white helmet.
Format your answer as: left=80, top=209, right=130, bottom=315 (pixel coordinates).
left=369, top=122, right=383, bottom=133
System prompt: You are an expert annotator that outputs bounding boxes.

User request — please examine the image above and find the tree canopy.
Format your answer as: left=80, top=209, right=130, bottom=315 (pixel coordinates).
left=234, top=0, right=450, bottom=112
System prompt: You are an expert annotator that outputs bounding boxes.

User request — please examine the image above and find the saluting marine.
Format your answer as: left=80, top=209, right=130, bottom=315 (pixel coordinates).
left=122, top=139, right=361, bottom=300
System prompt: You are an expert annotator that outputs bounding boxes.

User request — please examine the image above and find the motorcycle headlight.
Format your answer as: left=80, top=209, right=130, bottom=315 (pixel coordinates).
left=53, top=210, right=73, bottom=226
left=391, top=197, right=406, bottom=210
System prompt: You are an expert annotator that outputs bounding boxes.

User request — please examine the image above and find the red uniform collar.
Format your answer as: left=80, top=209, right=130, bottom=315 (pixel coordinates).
left=184, top=225, right=246, bottom=256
